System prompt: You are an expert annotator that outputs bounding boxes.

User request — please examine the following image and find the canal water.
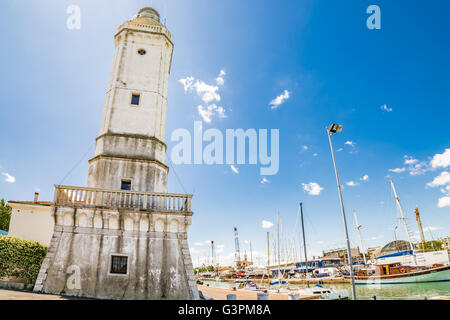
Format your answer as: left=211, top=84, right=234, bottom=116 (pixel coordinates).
left=202, top=280, right=450, bottom=300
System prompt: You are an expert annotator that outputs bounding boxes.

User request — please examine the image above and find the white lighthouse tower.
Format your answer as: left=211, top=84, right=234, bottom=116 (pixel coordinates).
left=33, top=8, right=198, bottom=300
left=88, top=7, right=171, bottom=193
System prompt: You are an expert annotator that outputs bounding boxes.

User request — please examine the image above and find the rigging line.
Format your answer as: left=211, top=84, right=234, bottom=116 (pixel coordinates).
left=167, top=159, right=188, bottom=194
left=58, top=140, right=96, bottom=185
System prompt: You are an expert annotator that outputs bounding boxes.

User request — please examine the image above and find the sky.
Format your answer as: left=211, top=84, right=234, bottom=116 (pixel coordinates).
left=0, top=0, right=449, bottom=267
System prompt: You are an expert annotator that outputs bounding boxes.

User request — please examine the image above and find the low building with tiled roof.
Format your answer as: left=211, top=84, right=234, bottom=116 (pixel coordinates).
left=7, top=192, right=54, bottom=246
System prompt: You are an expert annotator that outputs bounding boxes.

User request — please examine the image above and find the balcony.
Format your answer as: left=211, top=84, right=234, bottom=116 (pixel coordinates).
left=53, top=185, right=192, bottom=213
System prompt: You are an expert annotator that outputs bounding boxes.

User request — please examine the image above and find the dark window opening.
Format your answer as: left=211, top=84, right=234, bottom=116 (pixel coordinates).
left=131, top=94, right=140, bottom=105
left=121, top=179, right=131, bottom=190
left=138, top=49, right=146, bottom=55
left=110, top=255, right=128, bottom=275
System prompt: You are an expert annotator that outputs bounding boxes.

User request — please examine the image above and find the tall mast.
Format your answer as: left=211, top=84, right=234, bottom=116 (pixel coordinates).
left=233, top=227, right=241, bottom=269
left=415, top=206, right=426, bottom=251
left=390, top=179, right=414, bottom=252
left=267, top=232, right=270, bottom=283
left=353, top=210, right=367, bottom=264
left=300, top=203, right=309, bottom=283
left=277, top=212, right=281, bottom=268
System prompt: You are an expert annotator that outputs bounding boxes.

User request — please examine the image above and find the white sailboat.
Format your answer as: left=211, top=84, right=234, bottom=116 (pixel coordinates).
left=348, top=179, right=450, bottom=284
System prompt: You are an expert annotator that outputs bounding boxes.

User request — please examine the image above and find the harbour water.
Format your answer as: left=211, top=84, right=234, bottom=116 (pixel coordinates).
left=202, top=280, right=450, bottom=300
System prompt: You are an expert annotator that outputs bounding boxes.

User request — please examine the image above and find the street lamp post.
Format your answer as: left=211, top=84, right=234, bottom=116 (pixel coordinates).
left=326, top=124, right=357, bottom=300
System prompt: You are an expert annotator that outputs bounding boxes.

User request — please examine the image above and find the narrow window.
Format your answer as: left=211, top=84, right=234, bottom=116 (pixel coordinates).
left=110, top=255, right=128, bottom=275
left=138, top=49, right=146, bottom=55
left=121, top=179, right=131, bottom=191
left=131, top=94, right=140, bottom=106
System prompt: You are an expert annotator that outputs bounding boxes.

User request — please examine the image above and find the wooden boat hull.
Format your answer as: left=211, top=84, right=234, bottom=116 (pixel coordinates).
left=347, top=265, right=450, bottom=284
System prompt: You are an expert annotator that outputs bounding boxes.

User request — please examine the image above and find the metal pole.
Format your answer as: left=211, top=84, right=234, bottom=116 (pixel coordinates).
left=353, top=210, right=367, bottom=264
left=300, top=202, right=310, bottom=288
left=327, top=128, right=357, bottom=300
left=267, top=232, right=270, bottom=284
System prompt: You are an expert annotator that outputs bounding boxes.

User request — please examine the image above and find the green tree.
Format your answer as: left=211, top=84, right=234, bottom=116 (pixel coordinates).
left=0, top=198, right=12, bottom=231
left=418, top=240, right=443, bottom=251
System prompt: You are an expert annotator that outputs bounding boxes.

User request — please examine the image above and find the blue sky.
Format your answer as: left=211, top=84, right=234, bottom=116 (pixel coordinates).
left=1, top=0, right=449, bottom=266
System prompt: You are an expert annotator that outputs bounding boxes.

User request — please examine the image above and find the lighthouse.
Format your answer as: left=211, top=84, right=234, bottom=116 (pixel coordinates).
left=33, top=8, right=199, bottom=300
left=88, top=7, right=171, bottom=194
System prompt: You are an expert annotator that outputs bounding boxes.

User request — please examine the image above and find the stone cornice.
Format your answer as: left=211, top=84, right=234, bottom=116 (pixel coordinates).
left=88, top=154, right=169, bottom=172
left=96, top=132, right=167, bottom=150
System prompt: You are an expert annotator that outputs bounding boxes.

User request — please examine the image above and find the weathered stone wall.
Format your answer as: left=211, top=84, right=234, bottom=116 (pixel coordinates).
left=34, top=206, right=198, bottom=300
left=88, top=16, right=173, bottom=193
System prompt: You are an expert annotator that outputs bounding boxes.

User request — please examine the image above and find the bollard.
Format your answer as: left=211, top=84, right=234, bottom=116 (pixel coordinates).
left=288, top=293, right=299, bottom=300
left=257, top=292, right=269, bottom=300
left=227, top=294, right=237, bottom=300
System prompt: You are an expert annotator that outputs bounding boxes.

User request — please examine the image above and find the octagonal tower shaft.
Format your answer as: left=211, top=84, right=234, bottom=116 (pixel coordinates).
left=87, top=8, right=173, bottom=193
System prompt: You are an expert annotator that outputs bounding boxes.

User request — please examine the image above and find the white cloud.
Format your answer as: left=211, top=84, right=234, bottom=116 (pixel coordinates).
left=360, top=174, right=369, bottom=181
left=344, top=141, right=357, bottom=154
left=389, top=168, right=406, bottom=173
left=260, top=177, right=270, bottom=184
left=346, top=181, right=359, bottom=187
left=216, top=69, right=226, bottom=86
left=337, top=148, right=343, bottom=152
left=302, top=182, right=324, bottom=196
left=302, top=145, right=308, bottom=151
left=178, top=77, right=194, bottom=92
left=380, top=104, right=393, bottom=112
left=422, top=226, right=443, bottom=233
left=313, top=153, right=318, bottom=157
left=1, top=172, right=15, bottom=183
left=230, top=165, right=239, bottom=174
left=197, top=104, right=227, bottom=123
left=262, top=220, right=274, bottom=229
left=194, top=242, right=204, bottom=247
left=404, top=156, right=418, bottom=165
left=269, top=90, right=290, bottom=110
left=345, top=141, right=355, bottom=147
left=438, top=197, right=450, bottom=208
left=179, top=70, right=228, bottom=123
left=194, top=81, right=221, bottom=104
left=427, top=171, right=450, bottom=188
left=431, top=149, right=450, bottom=169
left=408, top=161, right=429, bottom=176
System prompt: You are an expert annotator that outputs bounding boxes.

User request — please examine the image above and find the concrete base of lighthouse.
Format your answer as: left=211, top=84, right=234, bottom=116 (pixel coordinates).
left=34, top=204, right=199, bottom=300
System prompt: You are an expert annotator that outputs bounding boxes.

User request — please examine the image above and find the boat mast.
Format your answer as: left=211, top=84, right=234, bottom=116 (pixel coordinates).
left=300, top=202, right=309, bottom=285
left=267, top=231, right=270, bottom=283
left=277, top=212, right=281, bottom=276
left=389, top=179, right=415, bottom=252
left=353, top=210, right=367, bottom=264
left=415, top=206, right=427, bottom=251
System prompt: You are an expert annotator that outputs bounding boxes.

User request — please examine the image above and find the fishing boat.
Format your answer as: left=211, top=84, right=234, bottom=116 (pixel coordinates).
left=350, top=263, right=450, bottom=284
left=347, top=180, right=450, bottom=284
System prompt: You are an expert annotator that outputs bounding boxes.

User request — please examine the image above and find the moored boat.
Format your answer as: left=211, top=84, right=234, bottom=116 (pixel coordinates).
left=346, top=263, right=450, bottom=284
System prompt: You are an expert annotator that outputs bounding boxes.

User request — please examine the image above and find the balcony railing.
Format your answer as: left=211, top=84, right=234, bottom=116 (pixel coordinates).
left=54, top=185, right=192, bottom=212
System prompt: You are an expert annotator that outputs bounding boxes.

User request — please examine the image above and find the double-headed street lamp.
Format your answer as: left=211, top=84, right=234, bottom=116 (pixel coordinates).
left=327, top=123, right=357, bottom=300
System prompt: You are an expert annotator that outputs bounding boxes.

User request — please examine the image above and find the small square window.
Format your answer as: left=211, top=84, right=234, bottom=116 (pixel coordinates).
left=110, top=255, right=128, bottom=275
left=131, top=94, right=140, bottom=106
left=121, top=179, right=131, bottom=190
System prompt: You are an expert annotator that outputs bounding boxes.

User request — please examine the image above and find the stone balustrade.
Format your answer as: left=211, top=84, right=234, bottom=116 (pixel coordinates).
left=54, top=185, right=192, bottom=213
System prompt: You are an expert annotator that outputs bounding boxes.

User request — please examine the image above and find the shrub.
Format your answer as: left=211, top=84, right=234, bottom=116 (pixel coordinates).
left=0, top=236, right=48, bottom=284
